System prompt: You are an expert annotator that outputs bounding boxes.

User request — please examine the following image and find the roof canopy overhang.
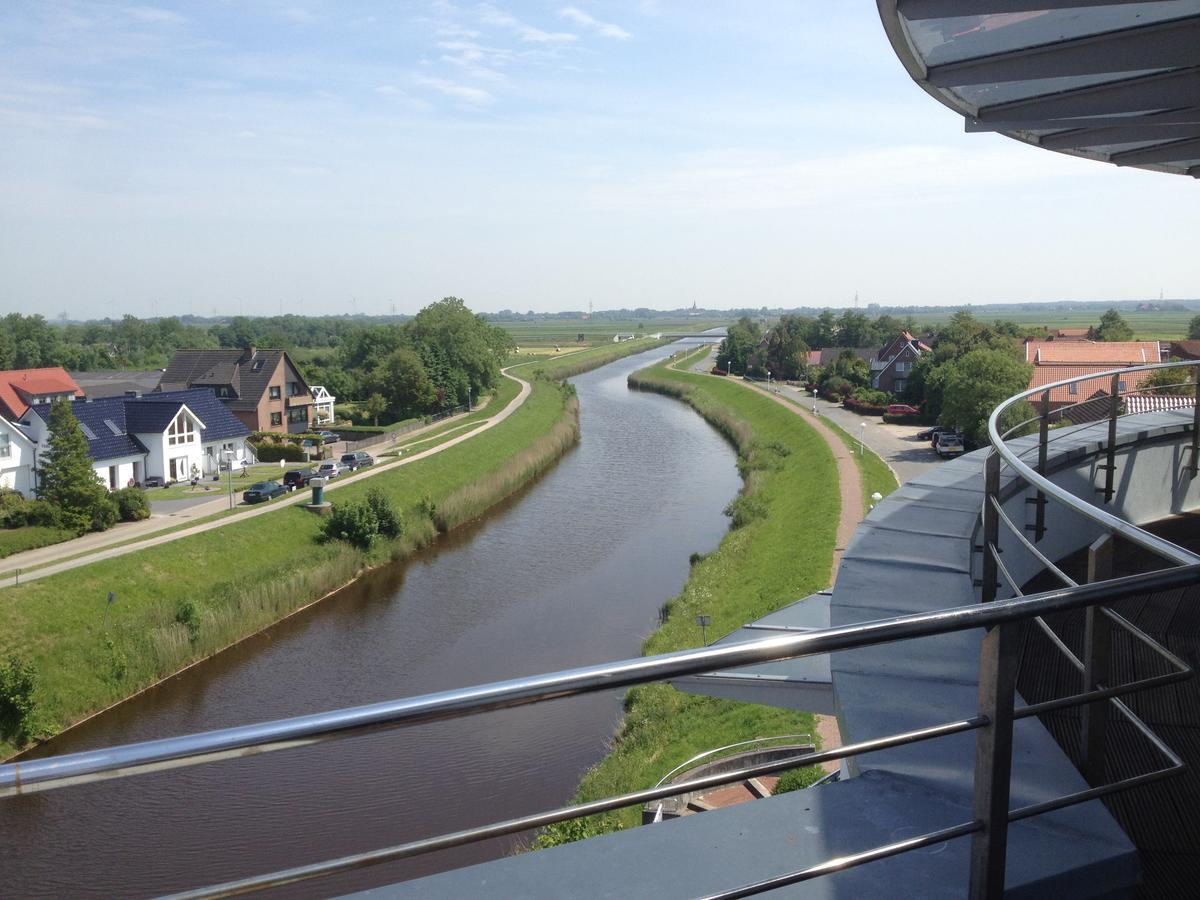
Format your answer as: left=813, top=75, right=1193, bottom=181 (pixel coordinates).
left=877, top=0, right=1200, bottom=177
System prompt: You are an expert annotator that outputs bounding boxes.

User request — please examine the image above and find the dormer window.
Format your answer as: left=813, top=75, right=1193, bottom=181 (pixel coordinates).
left=167, top=411, right=195, bottom=446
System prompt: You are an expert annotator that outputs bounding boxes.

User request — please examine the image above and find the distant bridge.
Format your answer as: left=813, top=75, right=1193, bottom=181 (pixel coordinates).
left=654, top=330, right=726, bottom=342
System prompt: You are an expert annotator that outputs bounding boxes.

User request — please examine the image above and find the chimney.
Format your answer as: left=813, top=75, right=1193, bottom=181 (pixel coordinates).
left=240, top=346, right=257, bottom=364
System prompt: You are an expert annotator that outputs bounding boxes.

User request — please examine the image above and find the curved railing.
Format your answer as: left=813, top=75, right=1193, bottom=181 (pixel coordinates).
left=652, top=733, right=814, bottom=789
left=984, top=359, right=1200, bottom=594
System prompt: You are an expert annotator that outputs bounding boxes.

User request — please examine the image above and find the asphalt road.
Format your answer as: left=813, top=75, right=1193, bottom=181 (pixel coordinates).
left=680, top=346, right=944, bottom=485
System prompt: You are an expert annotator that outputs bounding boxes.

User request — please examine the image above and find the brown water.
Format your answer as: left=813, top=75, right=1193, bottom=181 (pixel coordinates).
left=1, top=344, right=741, bottom=898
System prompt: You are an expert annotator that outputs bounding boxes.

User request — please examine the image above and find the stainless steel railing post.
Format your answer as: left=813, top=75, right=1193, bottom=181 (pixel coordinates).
left=1190, top=364, right=1200, bottom=477
left=1098, top=373, right=1120, bottom=503
left=982, top=451, right=1001, bottom=603
left=968, top=619, right=1019, bottom=900
left=1028, top=389, right=1050, bottom=542
left=1081, top=534, right=1115, bottom=786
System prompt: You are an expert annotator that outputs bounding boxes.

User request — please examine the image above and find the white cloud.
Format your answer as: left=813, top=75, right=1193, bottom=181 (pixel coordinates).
left=280, top=7, right=318, bottom=25
left=477, top=3, right=576, bottom=43
left=586, top=145, right=1097, bottom=213
left=414, top=75, right=492, bottom=106
left=125, top=6, right=186, bottom=26
left=559, top=6, right=630, bottom=39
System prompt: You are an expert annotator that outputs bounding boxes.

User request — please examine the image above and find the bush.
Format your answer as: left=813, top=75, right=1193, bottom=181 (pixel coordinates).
left=112, top=487, right=151, bottom=522
left=724, top=493, right=768, bottom=529
left=820, top=376, right=854, bottom=401
left=366, top=488, right=403, bottom=539
left=88, top=496, right=119, bottom=533
left=322, top=501, right=379, bottom=550
left=0, top=655, right=40, bottom=744
left=253, top=443, right=308, bottom=463
left=0, top=492, right=62, bottom=529
left=176, top=598, right=202, bottom=643
left=843, top=396, right=888, bottom=416
left=774, top=765, right=824, bottom=794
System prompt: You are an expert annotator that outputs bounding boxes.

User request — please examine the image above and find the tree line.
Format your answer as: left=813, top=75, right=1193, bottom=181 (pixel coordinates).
left=717, top=307, right=1149, bottom=447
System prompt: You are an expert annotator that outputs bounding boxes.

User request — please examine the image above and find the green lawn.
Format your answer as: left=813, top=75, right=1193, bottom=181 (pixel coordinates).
left=0, top=526, right=76, bottom=561
left=819, top=417, right=900, bottom=514
left=0, top=376, right=575, bottom=758
left=539, top=355, right=839, bottom=842
left=148, top=464, right=290, bottom=502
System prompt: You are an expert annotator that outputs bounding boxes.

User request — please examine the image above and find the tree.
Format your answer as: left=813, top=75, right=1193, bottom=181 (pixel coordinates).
left=37, top=399, right=117, bottom=533
left=1188, top=315, right=1200, bottom=340
left=1090, top=308, right=1134, bottom=342
left=367, top=347, right=437, bottom=420
left=761, top=315, right=811, bottom=381
left=717, top=317, right=762, bottom=374
left=939, top=349, right=1034, bottom=446
left=1144, top=365, right=1193, bottom=396
left=364, top=393, right=388, bottom=427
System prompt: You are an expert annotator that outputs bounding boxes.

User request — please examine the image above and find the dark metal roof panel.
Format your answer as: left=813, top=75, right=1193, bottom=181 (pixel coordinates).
left=878, top=0, right=1200, bottom=177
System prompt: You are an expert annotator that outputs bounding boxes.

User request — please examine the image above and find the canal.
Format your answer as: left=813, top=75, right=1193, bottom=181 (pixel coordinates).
left=3, top=343, right=740, bottom=898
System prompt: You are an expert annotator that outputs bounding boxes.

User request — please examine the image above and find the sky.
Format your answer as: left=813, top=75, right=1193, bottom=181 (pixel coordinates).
left=0, top=1, right=1196, bottom=319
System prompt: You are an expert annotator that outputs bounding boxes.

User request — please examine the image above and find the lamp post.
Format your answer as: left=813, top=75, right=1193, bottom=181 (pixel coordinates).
left=859, top=421, right=866, bottom=456
left=767, top=371, right=772, bottom=392
left=222, top=449, right=235, bottom=509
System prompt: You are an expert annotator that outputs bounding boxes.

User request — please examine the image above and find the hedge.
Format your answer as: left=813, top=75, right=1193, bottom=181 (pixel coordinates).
left=881, top=413, right=923, bottom=425
left=842, top=397, right=887, bottom=416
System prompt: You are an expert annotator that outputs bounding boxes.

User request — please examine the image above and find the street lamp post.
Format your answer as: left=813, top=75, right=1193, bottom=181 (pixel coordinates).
left=859, top=421, right=866, bottom=456
left=222, top=449, right=235, bottom=509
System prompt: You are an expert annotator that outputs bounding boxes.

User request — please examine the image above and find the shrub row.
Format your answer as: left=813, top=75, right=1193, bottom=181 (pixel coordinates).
left=0, top=486, right=148, bottom=532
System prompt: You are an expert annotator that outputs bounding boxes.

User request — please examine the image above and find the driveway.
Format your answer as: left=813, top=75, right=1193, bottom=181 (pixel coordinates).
left=775, top=385, right=944, bottom=485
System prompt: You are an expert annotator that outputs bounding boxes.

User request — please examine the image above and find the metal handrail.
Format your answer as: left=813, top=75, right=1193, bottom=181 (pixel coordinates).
left=4, top=567, right=1198, bottom=900
left=4, top=566, right=1196, bottom=800
left=986, top=359, right=1200, bottom=568
left=652, top=733, right=814, bottom=789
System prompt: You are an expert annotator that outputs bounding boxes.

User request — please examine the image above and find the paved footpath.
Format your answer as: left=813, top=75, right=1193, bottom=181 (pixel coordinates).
left=0, top=370, right=532, bottom=587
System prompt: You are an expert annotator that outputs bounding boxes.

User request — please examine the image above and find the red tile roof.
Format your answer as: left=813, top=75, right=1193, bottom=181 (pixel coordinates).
left=1024, top=340, right=1160, bottom=365
left=1028, top=363, right=1153, bottom=405
left=0, top=368, right=84, bottom=421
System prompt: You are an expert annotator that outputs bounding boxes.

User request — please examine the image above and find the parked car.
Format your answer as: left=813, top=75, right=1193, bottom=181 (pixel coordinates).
left=935, top=434, right=965, bottom=458
left=243, top=481, right=287, bottom=503
left=710, top=367, right=728, bottom=376
left=318, top=430, right=340, bottom=444
left=140, top=475, right=166, bottom=489
left=886, top=403, right=920, bottom=416
left=315, top=461, right=344, bottom=479
left=916, top=425, right=955, bottom=442
left=282, top=469, right=317, bottom=490
left=340, top=451, right=375, bottom=471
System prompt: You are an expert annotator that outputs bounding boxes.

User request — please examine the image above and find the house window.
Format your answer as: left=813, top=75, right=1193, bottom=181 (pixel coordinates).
left=1069, top=383, right=1078, bottom=396
left=0, top=433, right=9, bottom=458
left=167, top=412, right=195, bottom=446
left=895, top=379, right=907, bottom=393
left=270, top=412, right=283, bottom=427
left=1118, top=380, right=1127, bottom=392
left=895, top=361, right=910, bottom=373
left=288, top=406, right=308, bottom=424
left=252, top=360, right=265, bottom=372
left=287, top=382, right=300, bottom=397
left=269, top=386, right=281, bottom=400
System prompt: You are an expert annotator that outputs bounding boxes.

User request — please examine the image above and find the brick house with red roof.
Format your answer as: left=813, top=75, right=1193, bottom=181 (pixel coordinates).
left=0, top=367, right=84, bottom=422
left=870, top=331, right=931, bottom=395
left=1022, top=339, right=1161, bottom=419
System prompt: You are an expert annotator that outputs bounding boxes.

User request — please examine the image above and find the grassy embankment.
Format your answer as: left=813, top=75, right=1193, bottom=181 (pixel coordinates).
left=0, top=377, right=575, bottom=757
left=537, top=354, right=840, bottom=842
left=817, top=417, right=899, bottom=513
left=0, top=526, right=76, bottom=560
left=0, top=339, right=674, bottom=758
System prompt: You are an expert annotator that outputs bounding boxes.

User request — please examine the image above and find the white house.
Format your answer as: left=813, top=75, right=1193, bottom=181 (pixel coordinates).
left=310, top=385, right=336, bottom=425
left=19, top=389, right=254, bottom=494
left=0, top=417, right=37, bottom=496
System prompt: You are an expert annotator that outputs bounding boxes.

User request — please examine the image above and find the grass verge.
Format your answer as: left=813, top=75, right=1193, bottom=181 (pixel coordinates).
left=0, top=376, right=578, bottom=759
left=0, top=526, right=75, bottom=560
left=819, top=418, right=899, bottom=514
left=536, top=355, right=839, bottom=844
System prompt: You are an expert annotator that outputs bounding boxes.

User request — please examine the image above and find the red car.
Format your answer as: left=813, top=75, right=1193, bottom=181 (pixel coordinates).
left=886, top=403, right=920, bottom=416
left=710, top=367, right=728, bottom=376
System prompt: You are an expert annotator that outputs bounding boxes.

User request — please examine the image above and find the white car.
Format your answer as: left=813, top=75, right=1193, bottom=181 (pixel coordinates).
left=315, top=461, right=344, bottom=479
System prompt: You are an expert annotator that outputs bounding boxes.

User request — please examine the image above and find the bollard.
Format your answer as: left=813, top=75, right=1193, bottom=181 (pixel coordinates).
left=305, top=477, right=331, bottom=515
